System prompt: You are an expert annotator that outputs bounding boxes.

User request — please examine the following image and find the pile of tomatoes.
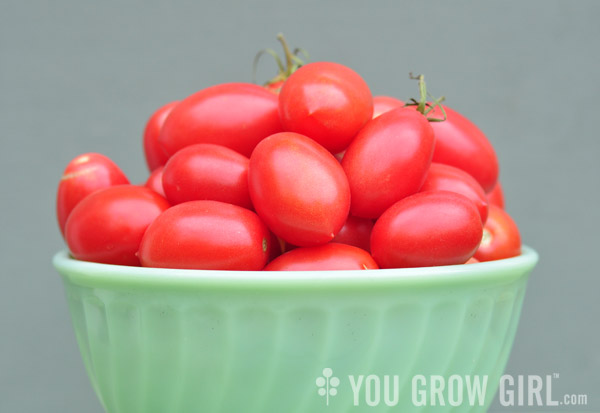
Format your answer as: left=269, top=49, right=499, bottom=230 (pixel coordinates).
left=56, top=58, right=521, bottom=271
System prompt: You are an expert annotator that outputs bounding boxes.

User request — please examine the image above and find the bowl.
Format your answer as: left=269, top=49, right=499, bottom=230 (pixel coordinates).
left=53, top=246, right=538, bottom=412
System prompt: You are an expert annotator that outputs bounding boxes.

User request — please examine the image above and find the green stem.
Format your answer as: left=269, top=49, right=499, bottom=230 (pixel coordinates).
left=406, top=73, right=447, bottom=122
left=253, top=34, right=308, bottom=87
left=277, top=33, right=295, bottom=76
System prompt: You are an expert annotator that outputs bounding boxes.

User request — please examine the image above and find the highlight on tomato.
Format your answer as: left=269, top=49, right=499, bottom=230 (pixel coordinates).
left=279, top=61, right=373, bottom=153
left=56, top=153, right=129, bottom=236
left=264, top=243, right=378, bottom=271
left=65, top=185, right=169, bottom=266
left=342, top=107, right=435, bottom=218
left=162, top=143, right=252, bottom=209
left=143, top=101, right=179, bottom=171
left=372, top=95, right=404, bottom=119
left=144, top=166, right=165, bottom=197
left=248, top=132, right=350, bottom=247
left=420, top=163, right=489, bottom=224
left=138, top=200, right=270, bottom=270
left=474, top=205, right=521, bottom=262
left=371, top=191, right=483, bottom=268
left=159, top=83, right=282, bottom=158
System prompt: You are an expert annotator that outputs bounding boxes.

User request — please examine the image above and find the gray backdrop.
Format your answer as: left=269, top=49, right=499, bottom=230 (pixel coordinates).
left=1, top=0, right=598, bottom=411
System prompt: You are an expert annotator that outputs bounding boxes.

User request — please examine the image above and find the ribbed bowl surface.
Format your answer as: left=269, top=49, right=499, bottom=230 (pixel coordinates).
left=54, top=247, right=538, bottom=413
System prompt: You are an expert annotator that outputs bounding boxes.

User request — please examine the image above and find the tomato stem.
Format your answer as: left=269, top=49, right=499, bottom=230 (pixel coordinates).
left=277, top=33, right=295, bottom=74
left=406, top=73, right=447, bottom=122
left=252, top=33, right=308, bottom=88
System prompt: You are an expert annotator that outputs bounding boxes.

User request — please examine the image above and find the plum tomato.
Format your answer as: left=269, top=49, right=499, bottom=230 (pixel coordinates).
left=372, top=95, right=404, bottom=119
left=56, top=153, right=129, bottom=236
left=341, top=107, right=435, bottom=218
left=474, top=205, right=521, bottom=262
left=162, top=144, right=252, bottom=209
left=138, top=200, right=270, bottom=270
left=264, top=243, right=378, bottom=271
left=332, top=215, right=374, bottom=252
left=420, top=163, right=489, bottom=224
left=371, top=191, right=483, bottom=268
left=487, top=181, right=505, bottom=209
left=65, top=185, right=169, bottom=266
left=143, top=101, right=179, bottom=171
left=422, top=105, right=499, bottom=192
left=144, top=166, right=165, bottom=197
left=159, top=83, right=282, bottom=158
left=278, top=62, right=373, bottom=153
left=248, top=132, right=350, bottom=247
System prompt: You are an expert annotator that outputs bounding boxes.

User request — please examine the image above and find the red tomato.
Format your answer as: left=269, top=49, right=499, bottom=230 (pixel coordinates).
left=474, top=205, right=521, bottom=262
left=159, top=83, right=282, bottom=158
left=144, top=166, right=165, bottom=197
left=138, top=200, right=270, bottom=270
left=65, top=185, right=169, bottom=266
left=248, top=132, right=350, bottom=247
left=264, top=243, right=378, bottom=271
left=281, top=240, right=299, bottom=253
left=465, top=257, right=480, bottom=264
left=267, top=231, right=283, bottom=262
left=56, top=153, right=129, bottom=236
left=371, top=191, right=483, bottom=268
left=422, top=105, right=499, bottom=192
left=420, top=163, right=489, bottom=223
left=372, top=95, right=404, bottom=119
left=162, top=144, right=252, bottom=209
left=341, top=107, right=435, bottom=218
left=278, top=62, right=373, bottom=153
left=487, top=181, right=505, bottom=209
left=143, top=101, right=179, bottom=171
left=332, top=215, right=374, bottom=252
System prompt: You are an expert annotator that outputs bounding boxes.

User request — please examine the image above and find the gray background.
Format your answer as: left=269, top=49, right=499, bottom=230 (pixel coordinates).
left=1, top=0, right=598, bottom=411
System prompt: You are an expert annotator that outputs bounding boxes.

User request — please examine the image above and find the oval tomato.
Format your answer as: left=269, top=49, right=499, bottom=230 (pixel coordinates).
left=371, top=191, right=483, bottom=268
left=144, top=166, right=165, bottom=197
left=248, top=132, right=350, bottom=246
left=420, top=163, right=489, bottom=223
left=341, top=107, right=435, bottom=218
left=56, top=153, right=129, bottom=236
left=162, top=144, right=252, bottom=209
left=264, top=243, right=378, bottom=271
left=278, top=62, right=373, bottom=153
left=372, top=95, right=404, bottom=119
left=143, top=101, right=179, bottom=171
left=159, top=83, right=282, bottom=158
left=422, top=105, right=499, bottom=192
left=65, top=185, right=169, bottom=266
left=474, top=205, right=521, bottom=262
left=487, top=181, right=505, bottom=209
left=332, top=215, right=374, bottom=252
left=138, top=200, right=270, bottom=270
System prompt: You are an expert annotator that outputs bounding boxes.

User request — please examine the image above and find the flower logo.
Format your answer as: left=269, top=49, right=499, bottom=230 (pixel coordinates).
left=316, top=368, right=340, bottom=406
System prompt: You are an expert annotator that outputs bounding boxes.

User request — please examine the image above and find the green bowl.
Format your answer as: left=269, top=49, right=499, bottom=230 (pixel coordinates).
left=53, top=247, right=538, bottom=413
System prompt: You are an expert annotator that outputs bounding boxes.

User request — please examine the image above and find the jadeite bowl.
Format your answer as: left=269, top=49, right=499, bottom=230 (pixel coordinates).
left=53, top=247, right=537, bottom=413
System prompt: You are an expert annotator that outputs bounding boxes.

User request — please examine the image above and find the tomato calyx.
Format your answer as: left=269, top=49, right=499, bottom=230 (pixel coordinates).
left=253, top=33, right=308, bottom=91
left=405, top=73, right=447, bottom=122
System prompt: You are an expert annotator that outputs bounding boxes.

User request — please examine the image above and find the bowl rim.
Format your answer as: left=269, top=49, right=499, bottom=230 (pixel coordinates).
left=53, top=246, right=538, bottom=290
